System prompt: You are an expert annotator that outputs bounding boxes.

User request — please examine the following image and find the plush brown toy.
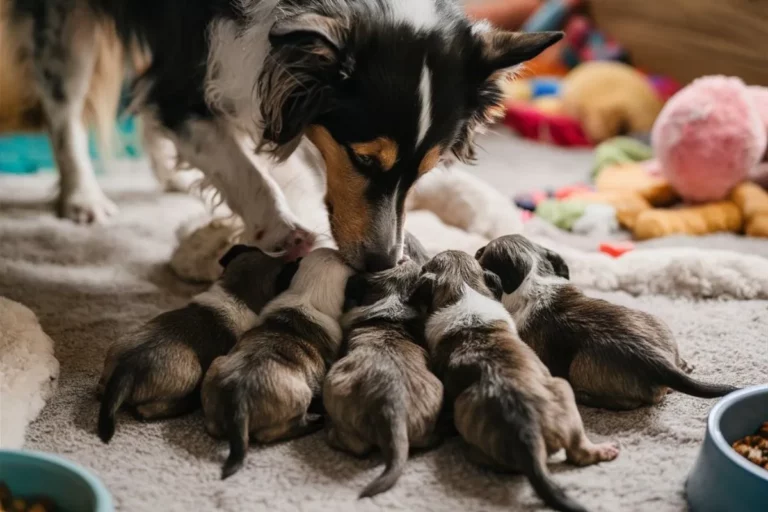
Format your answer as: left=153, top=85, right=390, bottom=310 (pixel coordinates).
left=731, top=182, right=768, bottom=237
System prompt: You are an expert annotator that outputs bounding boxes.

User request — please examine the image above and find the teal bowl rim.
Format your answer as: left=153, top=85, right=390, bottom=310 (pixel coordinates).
left=707, top=384, right=768, bottom=482
left=0, top=449, right=113, bottom=512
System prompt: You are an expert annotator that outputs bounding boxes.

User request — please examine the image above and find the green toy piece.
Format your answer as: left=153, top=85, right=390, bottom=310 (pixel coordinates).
left=535, top=199, right=588, bottom=230
left=592, top=136, right=653, bottom=178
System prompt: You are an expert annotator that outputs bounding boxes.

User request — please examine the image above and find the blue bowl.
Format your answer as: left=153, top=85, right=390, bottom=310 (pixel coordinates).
left=0, top=450, right=113, bottom=512
left=687, top=384, right=768, bottom=512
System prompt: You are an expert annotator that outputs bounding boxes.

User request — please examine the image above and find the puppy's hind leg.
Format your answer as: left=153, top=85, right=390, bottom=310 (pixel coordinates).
left=326, top=425, right=374, bottom=458
left=553, top=379, right=620, bottom=466
left=254, top=413, right=324, bottom=444
left=28, top=2, right=117, bottom=223
left=134, top=394, right=200, bottom=420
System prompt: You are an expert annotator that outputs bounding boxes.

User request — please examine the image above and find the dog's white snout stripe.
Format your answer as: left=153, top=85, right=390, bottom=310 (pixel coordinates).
left=417, top=62, right=432, bottom=147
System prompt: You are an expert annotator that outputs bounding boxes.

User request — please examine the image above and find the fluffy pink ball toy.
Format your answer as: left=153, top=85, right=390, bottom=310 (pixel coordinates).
left=748, top=86, right=768, bottom=187
left=651, top=76, right=767, bottom=202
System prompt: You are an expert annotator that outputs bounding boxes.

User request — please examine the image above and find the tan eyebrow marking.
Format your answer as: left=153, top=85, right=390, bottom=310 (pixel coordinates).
left=418, top=146, right=441, bottom=175
left=350, top=137, right=399, bottom=171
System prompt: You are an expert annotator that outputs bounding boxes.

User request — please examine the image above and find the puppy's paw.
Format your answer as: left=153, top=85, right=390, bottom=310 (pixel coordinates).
left=58, top=186, right=118, bottom=224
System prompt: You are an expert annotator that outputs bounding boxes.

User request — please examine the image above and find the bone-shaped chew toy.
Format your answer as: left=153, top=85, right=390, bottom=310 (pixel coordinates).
left=632, top=201, right=743, bottom=240
left=731, top=182, right=768, bottom=238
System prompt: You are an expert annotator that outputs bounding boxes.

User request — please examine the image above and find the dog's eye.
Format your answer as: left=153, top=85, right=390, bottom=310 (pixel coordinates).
left=353, top=153, right=376, bottom=168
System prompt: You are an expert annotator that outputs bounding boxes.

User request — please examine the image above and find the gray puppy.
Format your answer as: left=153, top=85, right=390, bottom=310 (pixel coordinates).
left=201, top=248, right=354, bottom=479
left=476, top=234, right=738, bottom=410
left=324, top=260, right=443, bottom=498
left=97, top=245, right=297, bottom=443
left=412, top=250, right=618, bottom=512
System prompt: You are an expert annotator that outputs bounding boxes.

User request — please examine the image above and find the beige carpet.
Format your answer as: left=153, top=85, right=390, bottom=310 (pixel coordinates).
left=1, top=133, right=767, bottom=512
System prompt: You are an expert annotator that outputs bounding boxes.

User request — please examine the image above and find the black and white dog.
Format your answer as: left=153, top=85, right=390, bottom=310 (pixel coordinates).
left=4, top=0, right=560, bottom=269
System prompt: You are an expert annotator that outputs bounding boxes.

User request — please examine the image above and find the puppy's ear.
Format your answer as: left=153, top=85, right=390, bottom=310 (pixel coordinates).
left=483, top=270, right=504, bottom=301
left=219, top=244, right=258, bottom=268
left=407, top=272, right=437, bottom=311
left=474, top=245, right=487, bottom=261
left=542, top=249, right=570, bottom=280
left=474, top=29, right=563, bottom=77
left=343, top=273, right=369, bottom=311
left=260, top=14, right=349, bottom=160
left=404, top=231, right=429, bottom=266
left=275, top=258, right=301, bottom=294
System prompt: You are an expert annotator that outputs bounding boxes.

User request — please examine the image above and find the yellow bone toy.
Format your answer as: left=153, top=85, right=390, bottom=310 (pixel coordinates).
left=731, top=182, right=768, bottom=237
left=632, top=201, right=743, bottom=240
left=595, top=163, right=679, bottom=206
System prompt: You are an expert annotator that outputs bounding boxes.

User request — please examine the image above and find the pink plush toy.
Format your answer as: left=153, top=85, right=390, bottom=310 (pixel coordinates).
left=652, top=76, right=768, bottom=203
left=748, top=86, right=768, bottom=187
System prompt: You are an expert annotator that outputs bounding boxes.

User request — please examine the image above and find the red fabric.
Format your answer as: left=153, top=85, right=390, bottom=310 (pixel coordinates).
left=503, top=103, right=592, bottom=147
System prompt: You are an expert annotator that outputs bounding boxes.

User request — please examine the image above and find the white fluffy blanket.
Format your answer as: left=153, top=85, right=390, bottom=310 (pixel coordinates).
left=0, top=297, right=59, bottom=448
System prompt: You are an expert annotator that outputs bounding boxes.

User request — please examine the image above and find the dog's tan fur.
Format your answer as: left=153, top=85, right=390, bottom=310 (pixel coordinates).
left=416, top=251, right=618, bottom=512
left=324, top=262, right=443, bottom=497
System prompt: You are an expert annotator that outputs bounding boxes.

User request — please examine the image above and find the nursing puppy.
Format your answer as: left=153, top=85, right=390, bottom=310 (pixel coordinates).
left=323, top=260, right=443, bottom=498
left=476, top=235, right=738, bottom=410
left=97, top=245, right=296, bottom=443
left=201, top=248, right=354, bottom=479
left=412, top=251, right=618, bottom=512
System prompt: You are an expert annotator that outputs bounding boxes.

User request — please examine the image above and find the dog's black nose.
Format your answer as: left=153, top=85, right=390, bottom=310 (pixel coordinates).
left=364, top=252, right=398, bottom=273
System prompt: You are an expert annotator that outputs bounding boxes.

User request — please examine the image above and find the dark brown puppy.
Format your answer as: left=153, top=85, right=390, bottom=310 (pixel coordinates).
left=97, top=245, right=296, bottom=443
left=201, top=248, right=354, bottom=479
left=324, top=260, right=443, bottom=498
left=476, top=235, right=738, bottom=410
left=412, top=250, right=618, bottom=512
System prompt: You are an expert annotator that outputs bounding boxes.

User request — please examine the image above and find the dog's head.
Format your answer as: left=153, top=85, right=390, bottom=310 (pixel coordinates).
left=475, top=235, right=569, bottom=294
left=218, top=244, right=301, bottom=305
left=409, top=250, right=502, bottom=314
left=259, top=3, right=561, bottom=271
left=343, top=260, right=421, bottom=315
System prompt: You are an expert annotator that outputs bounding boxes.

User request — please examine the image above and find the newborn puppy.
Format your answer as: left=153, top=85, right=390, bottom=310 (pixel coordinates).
left=403, top=230, right=430, bottom=266
left=97, top=245, right=296, bottom=443
left=476, top=235, right=738, bottom=410
left=412, top=250, right=618, bottom=512
left=323, top=261, right=443, bottom=498
left=201, top=248, right=354, bottom=479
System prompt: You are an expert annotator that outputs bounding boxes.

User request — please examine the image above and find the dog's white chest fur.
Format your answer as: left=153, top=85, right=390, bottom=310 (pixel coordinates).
left=425, top=284, right=516, bottom=352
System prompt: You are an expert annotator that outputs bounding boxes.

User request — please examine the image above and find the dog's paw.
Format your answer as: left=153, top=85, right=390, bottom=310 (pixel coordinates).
left=249, top=223, right=316, bottom=261
left=593, top=441, right=621, bottom=463
left=58, top=187, right=118, bottom=224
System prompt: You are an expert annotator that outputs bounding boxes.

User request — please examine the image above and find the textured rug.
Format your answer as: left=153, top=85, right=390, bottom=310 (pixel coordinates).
left=1, top=132, right=767, bottom=512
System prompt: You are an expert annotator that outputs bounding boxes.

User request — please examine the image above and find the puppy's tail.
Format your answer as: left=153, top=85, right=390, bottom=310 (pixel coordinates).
left=359, top=405, right=409, bottom=499
left=654, top=360, right=738, bottom=399
left=221, top=388, right=249, bottom=480
left=98, top=365, right=135, bottom=443
left=498, top=394, right=588, bottom=512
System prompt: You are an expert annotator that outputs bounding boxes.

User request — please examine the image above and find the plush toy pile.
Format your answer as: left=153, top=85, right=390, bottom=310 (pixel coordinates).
left=517, top=76, right=768, bottom=241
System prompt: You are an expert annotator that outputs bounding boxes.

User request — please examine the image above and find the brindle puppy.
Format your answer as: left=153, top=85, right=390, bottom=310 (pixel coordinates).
left=323, top=260, right=443, bottom=498
left=412, top=250, right=619, bottom=512
left=476, top=234, right=738, bottom=410
left=97, top=245, right=296, bottom=443
left=201, top=248, right=354, bottom=479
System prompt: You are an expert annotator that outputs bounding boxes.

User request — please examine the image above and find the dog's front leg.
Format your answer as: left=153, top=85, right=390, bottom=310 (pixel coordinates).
left=173, top=119, right=314, bottom=259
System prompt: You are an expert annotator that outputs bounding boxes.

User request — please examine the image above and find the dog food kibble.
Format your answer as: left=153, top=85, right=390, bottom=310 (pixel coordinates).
left=731, top=421, right=768, bottom=471
left=0, top=483, right=55, bottom=512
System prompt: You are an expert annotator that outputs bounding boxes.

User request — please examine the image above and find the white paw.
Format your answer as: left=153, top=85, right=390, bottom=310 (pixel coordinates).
left=58, top=187, right=118, bottom=224
left=595, top=442, right=621, bottom=462
left=245, top=218, right=316, bottom=261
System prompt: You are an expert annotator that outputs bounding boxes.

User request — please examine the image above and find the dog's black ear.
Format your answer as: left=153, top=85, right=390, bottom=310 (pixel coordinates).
left=407, top=272, right=437, bottom=311
left=474, top=245, right=487, bottom=261
left=343, top=273, right=369, bottom=311
left=275, top=258, right=301, bottom=294
left=483, top=270, right=504, bottom=301
left=219, top=244, right=259, bottom=269
left=542, top=249, right=570, bottom=280
left=261, top=14, right=349, bottom=159
left=474, top=29, right=563, bottom=76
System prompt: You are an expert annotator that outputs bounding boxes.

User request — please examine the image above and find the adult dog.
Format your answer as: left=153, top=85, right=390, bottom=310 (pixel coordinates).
left=1, top=0, right=560, bottom=270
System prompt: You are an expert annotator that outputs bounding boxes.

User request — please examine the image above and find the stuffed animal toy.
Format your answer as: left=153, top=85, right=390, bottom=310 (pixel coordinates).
left=652, top=76, right=767, bottom=203
left=561, top=61, right=664, bottom=143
